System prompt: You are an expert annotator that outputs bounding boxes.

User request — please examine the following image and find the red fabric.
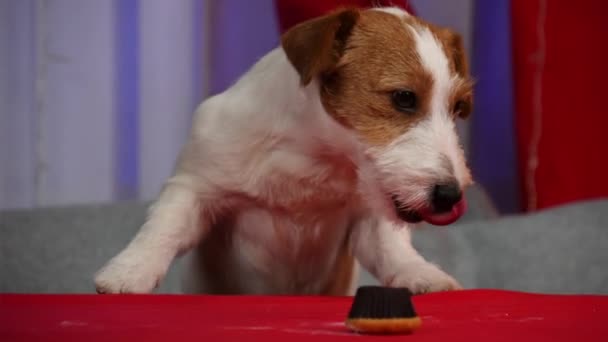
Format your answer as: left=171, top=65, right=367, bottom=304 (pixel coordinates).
left=2, top=290, right=608, bottom=341
left=274, top=0, right=415, bottom=33
left=511, top=1, right=608, bottom=211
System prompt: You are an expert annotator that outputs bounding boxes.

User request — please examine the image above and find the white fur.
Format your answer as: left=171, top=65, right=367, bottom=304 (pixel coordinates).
left=411, top=25, right=472, bottom=188
left=94, top=7, right=465, bottom=295
left=372, top=6, right=410, bottom=17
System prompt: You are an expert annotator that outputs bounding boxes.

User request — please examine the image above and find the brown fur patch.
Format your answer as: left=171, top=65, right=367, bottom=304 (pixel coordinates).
left=282, top=8, right=475, bottom=147
left=424, top=21, right=474, bottom=118
left=197, top=215, right=242, bottom=294
left=315, top=10, right=475, bottom=146
left=320, top=10, right=434, bottom=146
left=426, top=23, right=470, bottom=77
left=320, top=242, right=356, bottom=295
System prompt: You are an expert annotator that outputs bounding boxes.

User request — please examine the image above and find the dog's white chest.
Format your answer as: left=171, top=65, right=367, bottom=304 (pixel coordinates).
left=230, top=203, right=353, bottom=293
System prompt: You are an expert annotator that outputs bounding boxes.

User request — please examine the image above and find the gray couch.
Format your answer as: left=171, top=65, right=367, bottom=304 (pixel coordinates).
left=2, top=185, right=607, bottom=295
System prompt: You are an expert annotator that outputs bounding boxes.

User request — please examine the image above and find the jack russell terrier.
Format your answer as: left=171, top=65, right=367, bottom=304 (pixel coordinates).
left=95, top=6, right=474, bottom=296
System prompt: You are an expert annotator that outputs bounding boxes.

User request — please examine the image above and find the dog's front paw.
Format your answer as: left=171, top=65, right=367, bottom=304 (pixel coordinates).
left=386, top=262, right=462, bottom=294
left=94, top=251, right=167, bottom=294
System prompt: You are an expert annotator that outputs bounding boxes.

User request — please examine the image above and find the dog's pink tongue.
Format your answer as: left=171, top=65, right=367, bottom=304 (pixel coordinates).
left=420, top=199, right=467, bottom=226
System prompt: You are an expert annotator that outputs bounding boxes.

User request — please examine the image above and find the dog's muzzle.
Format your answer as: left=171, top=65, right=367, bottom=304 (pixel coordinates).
left=391, top=182, right=467, bottom=226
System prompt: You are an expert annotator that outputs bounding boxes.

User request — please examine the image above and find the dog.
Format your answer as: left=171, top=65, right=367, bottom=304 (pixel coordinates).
left=94, top=6, right=474, bottom=296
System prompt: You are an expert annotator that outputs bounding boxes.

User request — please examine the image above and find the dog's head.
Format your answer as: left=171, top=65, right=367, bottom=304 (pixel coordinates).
left=281, top=7, right=474, bottom=226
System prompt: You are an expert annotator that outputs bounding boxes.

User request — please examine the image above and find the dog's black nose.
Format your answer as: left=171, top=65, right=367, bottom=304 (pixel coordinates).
left=432, top=183, right=462, bottom=213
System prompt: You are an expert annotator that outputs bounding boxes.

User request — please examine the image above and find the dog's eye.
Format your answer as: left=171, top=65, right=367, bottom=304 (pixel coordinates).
left=391, top=90, right=417, bottom=113
left=453, top=100, right=469, bottom=118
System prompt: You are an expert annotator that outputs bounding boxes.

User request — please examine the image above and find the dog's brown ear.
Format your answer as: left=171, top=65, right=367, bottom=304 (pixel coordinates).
left=445, top=30, right=469, bottom=77
left=448, top=30, right=473, bottom=118
left=433, top=26, right=469, bottom=77
left=281, top=8, right=360, bottom=86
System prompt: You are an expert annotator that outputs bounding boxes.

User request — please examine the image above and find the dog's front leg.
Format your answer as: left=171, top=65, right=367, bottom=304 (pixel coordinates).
left=351, top=216, right=461, bottom=294
left=94, top=178, right=212, bottom=294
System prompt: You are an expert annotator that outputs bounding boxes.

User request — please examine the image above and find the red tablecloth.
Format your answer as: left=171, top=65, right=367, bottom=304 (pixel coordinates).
left=1, top=289, right=607, bottom=341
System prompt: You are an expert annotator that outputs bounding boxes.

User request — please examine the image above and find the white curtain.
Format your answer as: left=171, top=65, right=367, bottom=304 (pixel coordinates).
left=0, top=0, right=280, bottom=210
left=0, top=0, right=471, bottom=210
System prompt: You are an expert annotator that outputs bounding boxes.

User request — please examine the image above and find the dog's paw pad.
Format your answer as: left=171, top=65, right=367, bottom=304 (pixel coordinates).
left=94, top=254, right=166, bottom=294
left=387, top=263, right=462, bottom=295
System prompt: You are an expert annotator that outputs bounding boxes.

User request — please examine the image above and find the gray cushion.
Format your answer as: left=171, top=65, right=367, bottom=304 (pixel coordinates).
left=0, top=200, right=182, bottom=294
left=5, top=187, right=603, bottom=295
left=412, top=198, right=608, bottom=294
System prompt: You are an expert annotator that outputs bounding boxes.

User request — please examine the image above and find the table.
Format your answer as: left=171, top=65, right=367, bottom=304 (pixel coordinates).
left=2, top=289, right=607, bottom=341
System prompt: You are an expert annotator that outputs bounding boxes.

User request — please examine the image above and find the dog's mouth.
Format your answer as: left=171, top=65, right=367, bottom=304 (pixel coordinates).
left=391, top=196, right=467, bottom=226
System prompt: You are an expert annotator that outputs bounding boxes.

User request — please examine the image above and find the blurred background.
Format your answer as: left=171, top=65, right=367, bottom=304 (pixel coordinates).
left=1, top=0, right=607, bottom=215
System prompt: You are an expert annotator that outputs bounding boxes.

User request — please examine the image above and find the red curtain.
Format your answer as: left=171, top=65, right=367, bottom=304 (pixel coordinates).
left=511, top=0, right=608, bottom=211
